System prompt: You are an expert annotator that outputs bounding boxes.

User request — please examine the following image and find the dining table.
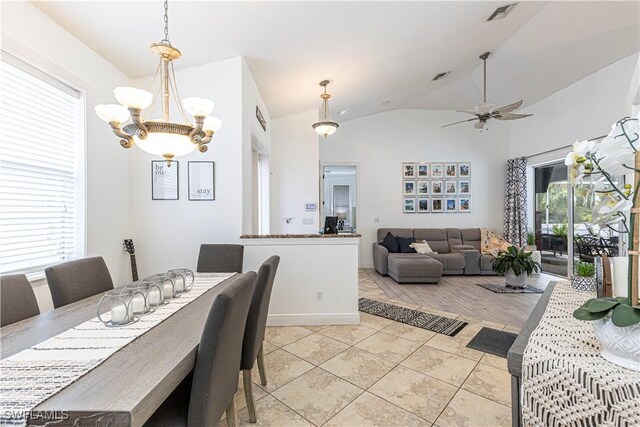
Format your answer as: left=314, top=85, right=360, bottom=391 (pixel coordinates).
left=0, top=273, right=236, bottom=426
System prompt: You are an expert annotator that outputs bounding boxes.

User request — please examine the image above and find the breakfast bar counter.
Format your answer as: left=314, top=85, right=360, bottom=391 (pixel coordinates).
left=241, top=234, right=361, bottom=326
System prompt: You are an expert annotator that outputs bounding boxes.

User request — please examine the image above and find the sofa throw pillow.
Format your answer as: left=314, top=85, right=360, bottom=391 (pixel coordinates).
left=397, top=236, right=417, bottom=253
left=410, top=240, right=436, bottom=254
left=380, top=232, right=400, bottom=253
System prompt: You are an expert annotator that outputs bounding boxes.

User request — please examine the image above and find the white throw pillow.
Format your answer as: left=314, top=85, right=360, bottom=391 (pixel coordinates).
left=410, top=240, right=436, bottom=254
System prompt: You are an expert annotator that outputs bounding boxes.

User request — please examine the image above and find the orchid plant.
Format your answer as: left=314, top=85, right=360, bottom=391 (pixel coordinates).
left=566, top=113, right=639, bottom=322
left=565, top=114, right=638, bottom=236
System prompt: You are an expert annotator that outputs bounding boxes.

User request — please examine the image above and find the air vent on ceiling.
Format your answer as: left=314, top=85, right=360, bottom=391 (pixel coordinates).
left=432, top=71, right=451, bottom=81
left=486, top=3, right=518, bottom=21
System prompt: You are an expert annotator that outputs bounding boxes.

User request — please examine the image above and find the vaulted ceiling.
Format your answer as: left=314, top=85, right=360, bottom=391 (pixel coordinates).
left=32, top=1, right=640, bottom=120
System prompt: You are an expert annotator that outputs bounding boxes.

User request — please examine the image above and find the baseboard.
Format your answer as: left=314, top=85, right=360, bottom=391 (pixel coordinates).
left=267, top=312, right=360, bottom=326
left=360, top=261, right=374, bottom=269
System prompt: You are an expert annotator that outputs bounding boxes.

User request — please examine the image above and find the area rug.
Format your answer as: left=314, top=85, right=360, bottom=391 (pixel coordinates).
left=466, top=327, right=518, bottom=358
left=358, top=298, right=467, bottom=337
left=476, top=283, right=544, bottom=294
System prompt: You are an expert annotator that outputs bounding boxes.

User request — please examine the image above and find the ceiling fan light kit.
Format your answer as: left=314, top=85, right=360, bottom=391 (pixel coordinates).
left=312, top=80, right=339, bottom=138
left=442, top=51, right=532, bottom=130
left=95, top=0, right=222, bottom=166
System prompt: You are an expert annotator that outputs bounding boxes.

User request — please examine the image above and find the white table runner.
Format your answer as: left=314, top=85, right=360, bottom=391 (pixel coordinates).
left=521, top=281, right=640, bottom=427
left=0, top=272, right=234, bottom=426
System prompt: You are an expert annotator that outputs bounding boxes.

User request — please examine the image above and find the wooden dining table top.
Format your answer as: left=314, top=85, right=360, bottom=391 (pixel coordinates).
left=0, top=275, right=235, bottom=427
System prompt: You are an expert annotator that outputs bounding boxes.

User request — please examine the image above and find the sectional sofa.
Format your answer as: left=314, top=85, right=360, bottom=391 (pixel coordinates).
left=372, top=228, right=496, bottom=283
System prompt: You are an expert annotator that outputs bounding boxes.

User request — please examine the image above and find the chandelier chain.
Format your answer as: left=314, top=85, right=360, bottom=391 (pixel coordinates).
left=162, top=0, right=170, bottom=44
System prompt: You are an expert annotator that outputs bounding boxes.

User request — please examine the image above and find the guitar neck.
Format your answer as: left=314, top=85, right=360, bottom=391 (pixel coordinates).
left=129, top=253, right=139, bottom=281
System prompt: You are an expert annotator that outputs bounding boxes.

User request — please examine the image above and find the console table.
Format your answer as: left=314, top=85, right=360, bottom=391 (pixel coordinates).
left=508, top=282, right=640, bottom=427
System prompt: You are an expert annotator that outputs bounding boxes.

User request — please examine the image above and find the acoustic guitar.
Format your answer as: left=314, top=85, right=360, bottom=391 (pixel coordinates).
left=123, top=239, right=139, bottom=281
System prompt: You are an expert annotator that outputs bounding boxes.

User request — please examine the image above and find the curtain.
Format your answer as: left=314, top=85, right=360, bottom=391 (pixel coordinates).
left=504, top=157, right=528, bottom=247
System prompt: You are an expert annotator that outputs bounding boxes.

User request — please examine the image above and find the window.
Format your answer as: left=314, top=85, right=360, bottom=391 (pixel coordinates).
left=332, top=185, right=350, bottom=223
left=0, top=53, right=85, bottom=276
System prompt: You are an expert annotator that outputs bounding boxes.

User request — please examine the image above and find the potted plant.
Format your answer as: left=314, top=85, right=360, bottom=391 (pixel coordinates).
left=573, top=299, right=640, bottom=371
left=552, top=223, right=568, bottom=237
left=566, top=114, right=639, bottom=370
left=492, top=246, right=541, bottom=289
left=572, top=262, right=596, bottom=291
left=525, top=231, right=537, bottom=251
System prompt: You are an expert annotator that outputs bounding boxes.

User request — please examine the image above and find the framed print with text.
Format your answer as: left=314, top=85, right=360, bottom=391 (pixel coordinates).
left=152, top=161, right=179, bottom=200
left=188, top=161, right=215, bottom=201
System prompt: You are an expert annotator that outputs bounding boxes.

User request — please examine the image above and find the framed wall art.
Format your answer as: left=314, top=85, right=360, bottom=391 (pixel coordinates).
left=403, top=180, right=416, bottom=196
left=431, top=163, right=443, bottom=178
left=403, top=198, right=416, bottom=213
left=459, top=180, right=471, bottom=195
left=459, top=197, right=472, bottom=213
left=417, top=180, right=430, bottom=195
left=152, top=161, right=179, bottom=200
left=431, top=180, right=443, bottom=195
left=188, top=161, right=215, bottom=201
left=417, top=162, right=429, bottom=178
left=458, top=162, right=471, bottom=178
left=417, top=197, right=430, bottom=213
left=445, top=163, right=457, bottom=178
left=445, top=197, right=458, bottom=213
left=445, top=181, right=457, bottom=195
left=403, top=162, right=416, bottom=179
left=431, top=198, right=444, bottom=213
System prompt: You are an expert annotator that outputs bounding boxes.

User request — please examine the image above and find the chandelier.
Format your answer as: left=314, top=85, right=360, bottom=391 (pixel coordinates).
left=312, top=80, right=339, bottom=138
left=95, top=0, right=222, bottom=166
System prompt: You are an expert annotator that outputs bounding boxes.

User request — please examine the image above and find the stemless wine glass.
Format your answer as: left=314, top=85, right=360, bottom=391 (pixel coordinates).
left=97, top=288, right=144, bottom=326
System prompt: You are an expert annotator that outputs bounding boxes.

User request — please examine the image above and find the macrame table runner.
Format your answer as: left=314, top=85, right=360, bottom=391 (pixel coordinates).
left=521, top=281, right=640, bottom=427
left=0, top=273, right=234, bottom=426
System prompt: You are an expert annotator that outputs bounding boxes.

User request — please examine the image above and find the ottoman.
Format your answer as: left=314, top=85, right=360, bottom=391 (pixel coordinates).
left=388, top=256, right=443, bottom=284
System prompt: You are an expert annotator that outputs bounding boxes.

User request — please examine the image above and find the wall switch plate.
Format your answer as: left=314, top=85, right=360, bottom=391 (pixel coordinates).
left=316, top=290, right=323, bottom=301
left=374, top=217, right=380, bottom=223
left=302, top=218, right=313, bottom=225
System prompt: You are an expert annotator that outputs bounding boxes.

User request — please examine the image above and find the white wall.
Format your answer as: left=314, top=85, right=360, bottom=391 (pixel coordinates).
left=510, top=53, right=639, bottom=158
left=270, top=110, right=320, bottom=234
left=1, top=2, right=134, bottom=310
left=131, top=57, right=245, bottom=277
left=320, top=109, right=510, bottom=267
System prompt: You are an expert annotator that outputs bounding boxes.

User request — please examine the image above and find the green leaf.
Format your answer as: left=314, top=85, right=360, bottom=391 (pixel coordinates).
left=584, top=299, right=620, bottom=313
left=611, top=304, right=640, bottom=327
left=573, top=307, right=609, bottom=321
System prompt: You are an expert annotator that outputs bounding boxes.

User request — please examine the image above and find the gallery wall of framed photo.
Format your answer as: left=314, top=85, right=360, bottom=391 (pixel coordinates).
left=402, top=162, right=471, bottom=214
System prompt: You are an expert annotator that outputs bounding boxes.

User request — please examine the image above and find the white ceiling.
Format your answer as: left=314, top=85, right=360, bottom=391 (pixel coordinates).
left=32, top=1, right=640, bottom=120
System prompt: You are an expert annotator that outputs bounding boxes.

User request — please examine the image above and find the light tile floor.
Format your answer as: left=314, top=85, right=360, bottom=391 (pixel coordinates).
left=222, top=270, right=517, bottom=426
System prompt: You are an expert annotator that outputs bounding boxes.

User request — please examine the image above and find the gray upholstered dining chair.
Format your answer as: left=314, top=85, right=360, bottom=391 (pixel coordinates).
left=240, top=256, right=280, bottom=423
left=45, top=256, right=114, bottom=308
left=0, top=274, right=40, bottom=327
left=196, top=244, right=244, bottom=273
left=145, top=271, right=257, bottom=427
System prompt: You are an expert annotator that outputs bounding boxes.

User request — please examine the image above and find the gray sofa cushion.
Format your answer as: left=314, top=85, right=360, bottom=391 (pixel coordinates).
left=388, top=256, right=443, bottom=283
left=428, top=253, right=465, bottom=270
left=481, top=254, right=495, bottom=271
left=461, top=228, right=482, bottom=251
left=377, top=228, right=413, bottom=242
left=446, top=228, right=463, bottom=246
left=388, top=253, right=431, bottom=261
left=413, top=229, right=450, bottom=253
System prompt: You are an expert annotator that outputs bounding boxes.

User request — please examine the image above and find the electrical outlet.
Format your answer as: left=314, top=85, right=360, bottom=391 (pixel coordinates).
left=316, top=290, right=323, bottom=301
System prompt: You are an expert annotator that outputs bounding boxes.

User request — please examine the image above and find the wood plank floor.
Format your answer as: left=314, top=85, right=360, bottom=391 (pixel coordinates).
left=360, top=268, right=562, bottom=330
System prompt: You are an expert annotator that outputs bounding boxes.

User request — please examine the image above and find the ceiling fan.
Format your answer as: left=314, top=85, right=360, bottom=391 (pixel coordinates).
left=442, top=52, right=532, bottom=130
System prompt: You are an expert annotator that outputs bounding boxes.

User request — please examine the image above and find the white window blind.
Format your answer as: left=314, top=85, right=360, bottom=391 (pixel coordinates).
left=333, top=185, right=350, bottom=221
left=0, top=54, right=84, bottom=275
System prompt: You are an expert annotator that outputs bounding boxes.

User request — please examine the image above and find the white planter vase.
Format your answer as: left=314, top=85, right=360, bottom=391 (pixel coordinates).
left=505, top=269, right=526, bottom=288
left=593, top=315, right=640, bottom=371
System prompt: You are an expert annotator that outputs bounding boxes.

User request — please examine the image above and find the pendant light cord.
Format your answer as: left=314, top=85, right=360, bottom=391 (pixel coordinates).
left=161, top=0, right=170, bottom=44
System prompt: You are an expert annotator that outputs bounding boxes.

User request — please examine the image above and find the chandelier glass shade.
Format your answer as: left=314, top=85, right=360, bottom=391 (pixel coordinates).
left=95, top=1, right=221, bottom=165
left=312, top=80, right=339, bottom=138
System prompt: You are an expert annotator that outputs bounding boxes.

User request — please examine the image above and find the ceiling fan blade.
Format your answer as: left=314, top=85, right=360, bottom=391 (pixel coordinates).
left=455, top=110, right=479, bottom=116
left=474, top=120, right=486, bottom=129
left=493, top=100, right=523, bottom=114
left=493, top=112, right=533, bottom=121
left=442, top=118, right=479, bottom=128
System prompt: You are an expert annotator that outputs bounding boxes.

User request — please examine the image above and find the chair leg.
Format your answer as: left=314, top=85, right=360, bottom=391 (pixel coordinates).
left=226, top=398, right=237, bottom=427
left=257, top=344, right=267, bottom=386
left=243, top=369, right=257, bottom=423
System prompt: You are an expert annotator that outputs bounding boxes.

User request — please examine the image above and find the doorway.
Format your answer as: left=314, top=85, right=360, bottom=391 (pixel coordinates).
left=321, top=165, right=357, bottom=233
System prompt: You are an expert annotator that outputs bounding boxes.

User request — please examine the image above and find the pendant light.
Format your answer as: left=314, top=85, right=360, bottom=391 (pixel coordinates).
left=95, top=0, right=222, bottom=166
left=312, top=80, right=339, bottom=138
